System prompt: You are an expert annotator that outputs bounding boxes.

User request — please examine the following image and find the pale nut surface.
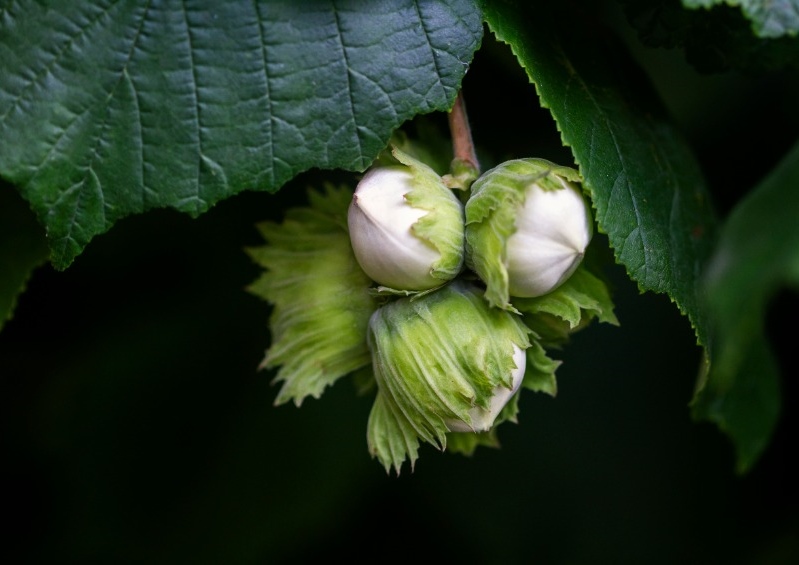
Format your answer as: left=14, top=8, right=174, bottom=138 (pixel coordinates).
left=348, top=166, right=444, bottom=290
left=506, top=180, right=592, bottom=297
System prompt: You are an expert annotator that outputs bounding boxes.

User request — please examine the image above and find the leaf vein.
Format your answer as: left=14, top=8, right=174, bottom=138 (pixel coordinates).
left=80, top=2, right=151, bottom=221
left=569, top=70, right=651, bottom=281
left=26, top=105, right=92, bottom=192
left=331, top=0, right=364, bottom=159
left=118, top=1, right=152, bottom=208
left=252, top=0, right=276, bottom=187
left=413, top=0, right=448, bottom=101
left=180, top=0, right=204, bottom=214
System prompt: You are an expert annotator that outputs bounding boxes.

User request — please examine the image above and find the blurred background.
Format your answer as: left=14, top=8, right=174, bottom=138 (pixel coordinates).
left=2, top=7, right=798, bottom=565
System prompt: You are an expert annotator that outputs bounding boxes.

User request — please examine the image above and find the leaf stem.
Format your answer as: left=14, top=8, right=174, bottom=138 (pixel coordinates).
left=448, top=90, right=480, bottom=175
left=445, top=91, right=480, bottom=193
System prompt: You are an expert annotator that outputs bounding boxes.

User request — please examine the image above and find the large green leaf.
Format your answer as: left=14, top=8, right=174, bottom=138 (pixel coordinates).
left=483, top=1, right=789, bottom=472
left=684, top=0, right=799, bottom=38
left=692, top=139, right=799, bottom=472
left=483, top=1, right=718, bottom=346
left=0, top=0, right=483, bottom=269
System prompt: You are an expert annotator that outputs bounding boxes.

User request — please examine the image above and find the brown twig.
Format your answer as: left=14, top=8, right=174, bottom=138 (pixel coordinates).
left=448, top=90, right=479, bottom=174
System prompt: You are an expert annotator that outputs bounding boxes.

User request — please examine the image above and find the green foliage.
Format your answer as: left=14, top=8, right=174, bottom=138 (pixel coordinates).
left=692, top=139, right=799, bottom=471
left=365, top=280, right=534, bottom=473
left=514, top=266, right=620, bottom=349
left=246, top=185, right=379, bottom=406
left=521, top=340, right=562, bottom=396
left=483, top=0, right=793, bottom=471
left=484, top=2, right=718, bottom=347
left=3, top=2, right=799, bottom=558
left=0, top=0, right=482, bottom=269
left=1, top=0, right=796, bottom=481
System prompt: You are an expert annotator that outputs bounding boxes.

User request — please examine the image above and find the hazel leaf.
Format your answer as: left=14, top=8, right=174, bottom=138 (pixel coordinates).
left=484, top=1, right=717, bottom=345
left=0, top=0, right=483, bottom=269
left=692, top=140, right=799, bottom=472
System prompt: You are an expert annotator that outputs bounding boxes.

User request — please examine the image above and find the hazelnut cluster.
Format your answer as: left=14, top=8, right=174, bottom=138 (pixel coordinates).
left=248, top=144, right=614, bottom=474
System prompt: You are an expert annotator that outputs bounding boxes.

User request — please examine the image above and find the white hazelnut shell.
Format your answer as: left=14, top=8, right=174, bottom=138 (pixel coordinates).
left=506, top=180, right=592, bottom=297
left=348, top=167, right=445, bottom=290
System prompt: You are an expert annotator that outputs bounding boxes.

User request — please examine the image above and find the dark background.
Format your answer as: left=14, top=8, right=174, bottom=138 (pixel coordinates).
left=3, top=8, right=798, bottom=565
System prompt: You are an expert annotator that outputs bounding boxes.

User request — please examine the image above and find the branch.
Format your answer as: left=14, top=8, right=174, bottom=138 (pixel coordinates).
left=446, top=90, right=480, bottom=191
